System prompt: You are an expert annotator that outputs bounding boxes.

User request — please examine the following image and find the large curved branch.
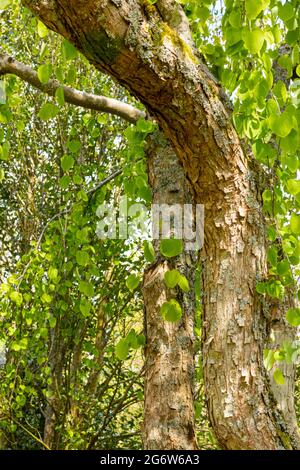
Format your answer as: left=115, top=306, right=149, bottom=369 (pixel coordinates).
left=0, top=52, right=145, bottom=123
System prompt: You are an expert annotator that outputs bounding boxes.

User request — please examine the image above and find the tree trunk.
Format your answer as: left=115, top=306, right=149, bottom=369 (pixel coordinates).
left=24, top=0, right=300, bottom=449
left=142, top=131, right=198, bottom=449
left=200, top=158, right=298, bottom=449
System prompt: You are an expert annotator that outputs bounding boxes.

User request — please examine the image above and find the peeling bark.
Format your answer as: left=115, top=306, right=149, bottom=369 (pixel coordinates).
left=143, top=132, right=198, bottom=449
left=24, top=0, right=300, bottom=449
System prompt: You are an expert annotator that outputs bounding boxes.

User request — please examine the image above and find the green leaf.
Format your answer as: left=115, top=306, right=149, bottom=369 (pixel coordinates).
left=11, top=338, right=28, bottom=351
left=245, top=0, right=269, bottom=20
left=0, top=168, right=4, bottom=182
left=273, top=368, right=285, bottom=385
left=126, top=329, right=143, bottom=349
left=138, top=186, right=152, bottom=203
left=160, top=299, right=182, bottom=322
left=267, top=246, right=277, bottom=266
left=11, top=342, right=21, bottom=352
left=286, top=308, right=300, bottom=327
left=243, top=29, right=265, bottom=54
left=136, top=118, right=155, bottom=134
left=61, top=155, right=74, bottom=172
left=78, top=281, right=94, bottom=297
left=37, top=63, right=51, bottom=84
left=269, top=111, right=293, bottom=138
left=274, top=350, right=285, bottom=362
left=277, top=260, right=290, bottom=276
left=226, top=27, right=243, bottom=47
left=286, top=179, right=300, bottom=196
left=264, top=349, right=275, bottom=371
left=160, top=239, right=183, bottom=258
left=48, top=267, right=58, bottom=282
left=143, top=240, right=155, bottom=263
left=284, top=154, right=298, bottom=173
left=60, top=175, right=71, bottom=189
left=55, top=86, right=65, bottom=106
left=80, top=299, right=92, bottom=317
left=281, top=130, right=300, bottom=155
left=282, top=341, right=298, bottom=364
left=62, top=39, right=78, bottom=61
left=164, top=270, right=180, bottom=288
left=126, top=330, right=137, bottom=348
left=178, top=274, right=190, bottom=293
left=256, top=282, right=267, bottom=294
left=49, top=317, right=57, bottom=328
left=41, top=293, right=52, bottom=304
left=9, top=291, right=23, bottom=306
left=37, top=20, right=48, bottom=38
left=77, top=189, right=88, bottom=202
left=18, top=339, right=28, bottom=350
left=228, top=10, right=242, bottom=28
left=137, top=334, right=146, bottom=346
left=67, top=140, right=81, bottom=154
left=266, top=280, right=284, bottom=299
left=0, top=141, right=9, bottom=161
left=115, top=338, right=129, bottom=360
left=0, top=142, right=9, bottom=161
left=278, top=2, right=294, bottom=22
left=76, top=228, right=90, bottom=243
left=73, top=174, right=83, bottom=185
left=126, top=274, right=140, bottom=291
left=76, top=250, right=90, bottom=267
left=66, top=65, right=76, bottom=84
left=277, top=54, right=292, bottom=76
left=0, top=0, right=11, bottom=9
left=290, top=213, right=300, bottom=235
left=273, top=80, right=287, bottom=106
left=38, top=102, right=59, bottom=121
left=253, top=141, right=276, bottom=167
left=55, top=66, right=64, bottom=82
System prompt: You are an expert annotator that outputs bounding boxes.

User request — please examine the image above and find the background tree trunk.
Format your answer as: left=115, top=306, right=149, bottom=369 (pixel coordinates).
left=24, top=0, right=300, bottom=449
left=142, top=132, right=198, bottom=449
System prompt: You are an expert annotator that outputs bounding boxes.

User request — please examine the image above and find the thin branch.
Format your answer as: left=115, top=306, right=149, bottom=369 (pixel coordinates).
left=36, top=167, right=122, bottom=249
left=2, top=413, right=50, bottom=450
left=0, top=52, right=145, bottom=124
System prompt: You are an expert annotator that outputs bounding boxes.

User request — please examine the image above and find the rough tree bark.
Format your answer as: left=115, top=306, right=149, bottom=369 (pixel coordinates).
left=143, top=131, right=199, bottom=449
left=23, top=0, right=300, bottom=449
